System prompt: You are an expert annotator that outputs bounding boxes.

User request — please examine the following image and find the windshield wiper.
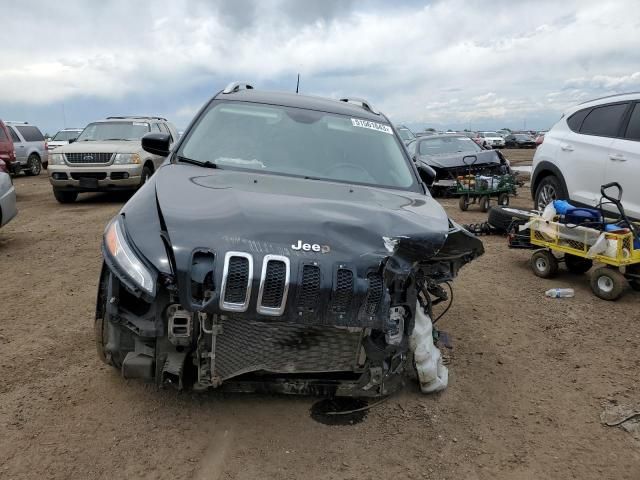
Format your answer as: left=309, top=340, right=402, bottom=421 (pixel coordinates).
left=176, top=155, right=218, bottom=169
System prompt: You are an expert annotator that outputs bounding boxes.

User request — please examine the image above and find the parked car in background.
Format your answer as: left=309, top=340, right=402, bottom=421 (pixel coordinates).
left=4, top=122, right=47, bottom=176
left=48, top=116, right=179, bottom=203
left=535, top=132, right=545, bottom=146
left=475, top=131, right=505, bottom=149
left=0, top=120, right=18, bottom=175
left=416, top=130, right=437, bottom=138
left=395, top=125, right=416, bottom=145
left=408, top=134, right=511, bottom=196
left=48, top=128, right=83, bottom=150
left=532, top=92, right=640, bottom=219
left=504, top=133, right=536, bottom=148
left=0, top=166, right=18, bottom=228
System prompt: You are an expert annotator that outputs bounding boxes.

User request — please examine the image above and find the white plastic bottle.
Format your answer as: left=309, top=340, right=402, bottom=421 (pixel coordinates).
left=545, top=288, right=575, bottom=298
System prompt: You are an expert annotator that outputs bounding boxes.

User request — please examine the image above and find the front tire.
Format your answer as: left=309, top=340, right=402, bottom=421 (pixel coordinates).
left=139, top=166, right=152, bottom=188
left=25, top=154, right=42, bottom=176
left=531, top=249, right=558, bottom=278
left=459, top=195, right=469, bottom=211
left=590, top=267, right=626, bottom=301
left=535, top=175, right=566, bottom=210
left=53, top=189, right=78, bottom=204
left=479, top=196, right=490, bottom=212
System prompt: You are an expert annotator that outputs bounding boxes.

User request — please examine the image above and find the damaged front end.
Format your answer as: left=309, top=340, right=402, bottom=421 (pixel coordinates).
left=96, top=169, right=483, bottom=397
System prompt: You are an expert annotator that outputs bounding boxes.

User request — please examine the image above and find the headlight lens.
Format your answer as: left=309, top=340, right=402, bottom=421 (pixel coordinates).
left=104, top=218, right=155, bottom=295
left=113, top=153, right=141, bottom=164
left=50, top=153, right=65, bottom=165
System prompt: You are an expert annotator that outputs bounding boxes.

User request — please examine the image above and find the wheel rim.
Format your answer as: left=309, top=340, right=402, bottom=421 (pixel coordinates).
left=29, top=157, right=40, bottom=175
left=537, top=184, right=556, bottom=209
left=597, top=275, right=614, bottom=293
left=535, top=257, right=548, bottom=271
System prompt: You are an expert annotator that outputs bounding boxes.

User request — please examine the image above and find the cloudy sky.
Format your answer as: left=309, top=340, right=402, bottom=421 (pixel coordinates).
left=1, top=0, right=639, bottom=134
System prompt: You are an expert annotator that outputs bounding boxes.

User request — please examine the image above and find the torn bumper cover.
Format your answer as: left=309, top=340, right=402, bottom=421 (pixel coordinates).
left=96, top=166, right=483, bottom=397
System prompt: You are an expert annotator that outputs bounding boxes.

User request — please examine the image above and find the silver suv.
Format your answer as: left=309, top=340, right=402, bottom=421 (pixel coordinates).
left=48, top=116, right=178, bottom=203
left=5, top=122, right=47, bottom=176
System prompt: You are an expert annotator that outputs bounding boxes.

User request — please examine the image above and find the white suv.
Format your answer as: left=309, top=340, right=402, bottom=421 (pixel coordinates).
left=532, top=93, right=640, bottom=220
left=475, top=131, right=505, bottom=149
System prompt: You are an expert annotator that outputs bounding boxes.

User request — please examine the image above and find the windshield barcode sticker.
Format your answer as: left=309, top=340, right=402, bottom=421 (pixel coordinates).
left=351, top=118, right=393, bottom=135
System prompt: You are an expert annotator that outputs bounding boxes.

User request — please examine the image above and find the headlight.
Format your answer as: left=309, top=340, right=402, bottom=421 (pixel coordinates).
left=113, top=153, right=141, bottom=164
left=50, top=153, right=65, bottom=165
left=104, top=217, right=155, bottom=296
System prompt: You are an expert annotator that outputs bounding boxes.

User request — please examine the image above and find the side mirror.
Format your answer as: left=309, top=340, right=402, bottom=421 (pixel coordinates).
left=68, top=138, right=76, bottom=144
left=416, top=163, right=436, bottom=186
left=142, top=132, right=171, bottom=156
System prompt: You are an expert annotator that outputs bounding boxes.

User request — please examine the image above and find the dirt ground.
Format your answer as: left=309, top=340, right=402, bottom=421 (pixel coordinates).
left=1, top=149, right=638, bottom=480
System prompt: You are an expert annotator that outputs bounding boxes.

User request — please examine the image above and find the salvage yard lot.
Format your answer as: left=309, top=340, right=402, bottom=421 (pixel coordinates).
left=0, top=149, right=638, bottom=479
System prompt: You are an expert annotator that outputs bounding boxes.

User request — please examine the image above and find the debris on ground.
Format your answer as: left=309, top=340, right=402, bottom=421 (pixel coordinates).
left=601, top=403, right=640, bottom=441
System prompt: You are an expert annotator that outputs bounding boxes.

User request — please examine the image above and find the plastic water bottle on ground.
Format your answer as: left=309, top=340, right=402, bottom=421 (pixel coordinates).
left=545, top=288, right=575, bottom=298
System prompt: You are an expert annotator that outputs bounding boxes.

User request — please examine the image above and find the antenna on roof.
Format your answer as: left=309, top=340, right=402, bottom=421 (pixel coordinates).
left=296, top=73, right=300, bottom=94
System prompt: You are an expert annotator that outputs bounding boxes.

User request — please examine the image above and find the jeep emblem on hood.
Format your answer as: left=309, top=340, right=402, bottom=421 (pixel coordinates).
left=291, top=240, right=330, bottom=253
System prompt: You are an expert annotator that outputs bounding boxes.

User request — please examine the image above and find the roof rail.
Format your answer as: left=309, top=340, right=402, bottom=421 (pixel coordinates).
left=105, top=116, right=167, bottom=121
left=5, top=121, right=29, bottom=125
left=222, top=82, right=254, bottom=94
left=339, top=97, right=379, bottom=115
left=577, top=91, right=640, bottom=105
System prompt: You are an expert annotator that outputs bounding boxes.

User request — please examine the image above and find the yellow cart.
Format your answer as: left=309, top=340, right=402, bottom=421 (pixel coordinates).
left=527, top=183, right=640, bottom=300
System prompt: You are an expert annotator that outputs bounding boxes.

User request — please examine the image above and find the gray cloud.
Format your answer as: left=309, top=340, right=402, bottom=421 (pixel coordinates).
left=0, top=0, right=639, bottom=131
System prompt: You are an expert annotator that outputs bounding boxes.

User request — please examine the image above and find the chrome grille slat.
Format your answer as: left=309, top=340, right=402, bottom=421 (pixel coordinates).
left=65, top=152, right=114, bottom=164
left=220, top=252, right=253, bottom=312
left=257, top=255, right=290, bottom=316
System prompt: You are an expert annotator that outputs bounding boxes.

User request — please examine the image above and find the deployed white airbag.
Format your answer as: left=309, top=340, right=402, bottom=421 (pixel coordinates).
left=410, top=301, right=448, bottom=393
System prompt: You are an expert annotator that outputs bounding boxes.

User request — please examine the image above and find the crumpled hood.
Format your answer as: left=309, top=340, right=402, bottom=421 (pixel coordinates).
left=118, top=163, right=483, bottom=323
left=418, top=149, right=502, bottom=169
left=145, top=164, right=450, bottom=269
left=56, top=140, right=142, bottom=155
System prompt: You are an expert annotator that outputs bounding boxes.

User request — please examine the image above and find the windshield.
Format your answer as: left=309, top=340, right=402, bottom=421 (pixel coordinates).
left=514, top=134, right=531, bottom=140
left=419, top=136, right=482, bottom=155
left=76, top=122, right=150, bottom=141
left=178, top=102, right=417, bottom=190
left=53, top=130, right=81, bottom=141
left=481, top=132, right=499, bottom=137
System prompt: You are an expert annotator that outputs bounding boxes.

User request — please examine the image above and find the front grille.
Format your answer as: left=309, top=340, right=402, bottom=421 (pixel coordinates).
left=257, top=256, right=290, bottom=316
left=214, top=320, right=363, bottom=380
left=220, top=252, right=253, bottom=312
left=261, top=262, right=286, bottom=307
left=332, top=269, right=353, bottom=314
left=364, top=273, right=383, bottom=316
left=65, top=152, right=113, bottom=164
left=297, top=264, right=321, bottom=312
left=225, top=257, right=249, bottom=303
left=70, top=172, right=106, bottom=180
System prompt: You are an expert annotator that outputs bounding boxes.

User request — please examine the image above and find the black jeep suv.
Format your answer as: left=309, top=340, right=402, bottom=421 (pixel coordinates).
left=96, top=82, right=483, bottom=397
